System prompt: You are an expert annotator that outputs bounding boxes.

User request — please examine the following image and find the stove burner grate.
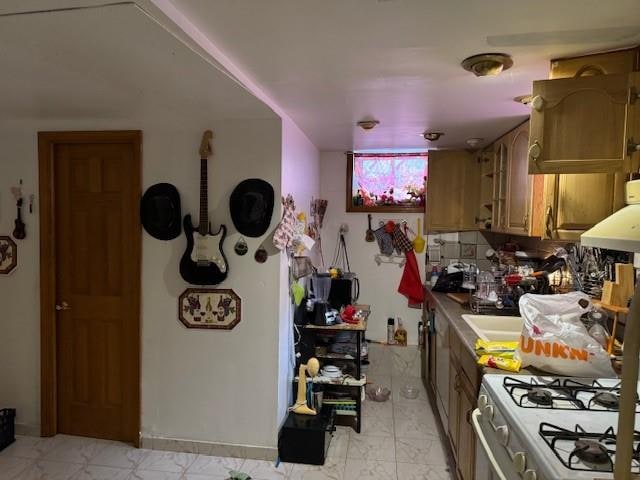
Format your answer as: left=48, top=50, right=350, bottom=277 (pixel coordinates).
left=590, top=391, right=620, bottom=410
left=502, top=376, right=640, bottom=412
left=527, top=388, right=554, bottom=406
left=539, top=423, right=640, bottom=473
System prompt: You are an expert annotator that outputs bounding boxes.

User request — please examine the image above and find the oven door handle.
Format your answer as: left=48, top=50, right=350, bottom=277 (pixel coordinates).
left=471, top=409, right=508, bottom=480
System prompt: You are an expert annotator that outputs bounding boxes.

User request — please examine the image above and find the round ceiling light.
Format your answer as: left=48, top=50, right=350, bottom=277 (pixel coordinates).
left=466, top=138, right=484, bottom=148
left=461, top=53, right=513, bottom=77
left=423, top=131, right=444, bottom=142
left=357, top=120, right=380, bottom=130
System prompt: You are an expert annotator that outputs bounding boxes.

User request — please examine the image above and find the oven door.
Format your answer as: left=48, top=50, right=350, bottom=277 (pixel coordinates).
left=471, top=409, right=517, bottom=480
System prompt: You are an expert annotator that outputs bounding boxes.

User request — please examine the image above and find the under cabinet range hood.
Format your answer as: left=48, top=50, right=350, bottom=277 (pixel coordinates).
left=581, top=179, right=640, bottom=252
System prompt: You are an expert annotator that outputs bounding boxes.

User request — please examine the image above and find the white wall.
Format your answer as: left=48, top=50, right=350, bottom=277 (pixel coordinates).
left=0, top=116, right=285, bottom=448
left=277, top=118, right=320, bottom=427
left=319, top=151, right=426, bottom=345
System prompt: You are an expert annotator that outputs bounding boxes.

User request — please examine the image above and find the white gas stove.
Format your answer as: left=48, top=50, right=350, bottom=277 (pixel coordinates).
left=472, top=374, right=640, bottom=480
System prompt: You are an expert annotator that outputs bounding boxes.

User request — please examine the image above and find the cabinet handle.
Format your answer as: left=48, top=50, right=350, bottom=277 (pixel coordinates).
left=545, top=206, right=554, bottom=239
left=627, top=138, right=640, bottom=156
left=454, top=374, right=461, bottom=392
left=630, top=87, right=639, bottom=105
left=466, top=409, right=473, bottom=424
left=523, top=213, right=529, bottom=232
left=530, top=95, right=544, bottom=111
left=528, top=142, right=542, bottom=161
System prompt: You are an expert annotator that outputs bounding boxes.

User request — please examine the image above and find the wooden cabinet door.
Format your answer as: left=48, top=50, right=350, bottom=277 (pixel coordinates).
left=504, top=123, right=531, bottom=234
left=629, top=72, right=640, bottom=170
left=457, top=378, right=476, bottom=480
left=426, top=150, right=478, bottom=232
left=529, top=73, right=634, bottom=174
left=542, top=172, right=626, bottom=240
left=491, top=141, right=508, bottom=232
left=448, top=360, right=460, bottom=456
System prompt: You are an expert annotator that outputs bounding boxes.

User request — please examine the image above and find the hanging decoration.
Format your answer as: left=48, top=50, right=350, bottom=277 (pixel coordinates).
left=178, top=288, right=241, bottom=330
left=0, top=236, right=17, bottom=275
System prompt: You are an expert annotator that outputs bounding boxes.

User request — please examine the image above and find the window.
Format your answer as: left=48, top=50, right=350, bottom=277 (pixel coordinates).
left=346, top=151, right=427, bottom=212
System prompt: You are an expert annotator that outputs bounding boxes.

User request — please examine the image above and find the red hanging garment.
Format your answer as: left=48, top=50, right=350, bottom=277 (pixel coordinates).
left=398, top=250, right=424, bottom=307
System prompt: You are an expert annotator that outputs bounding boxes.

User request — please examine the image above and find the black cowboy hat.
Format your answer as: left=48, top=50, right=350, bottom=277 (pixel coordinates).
left=140, top=183, right=182, bottom=240
left=230, top=178, right=274, bottom=237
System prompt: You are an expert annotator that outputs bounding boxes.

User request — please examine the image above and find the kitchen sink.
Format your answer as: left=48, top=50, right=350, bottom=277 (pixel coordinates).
left=461, top=314, right=523, bottom=342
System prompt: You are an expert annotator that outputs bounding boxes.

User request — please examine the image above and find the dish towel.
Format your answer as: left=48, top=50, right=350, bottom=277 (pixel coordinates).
left=398, top=250, right=424, bottom=308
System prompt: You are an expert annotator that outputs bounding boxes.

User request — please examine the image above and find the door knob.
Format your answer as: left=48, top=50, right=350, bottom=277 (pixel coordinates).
left=55, top=301, right=71, bottom=311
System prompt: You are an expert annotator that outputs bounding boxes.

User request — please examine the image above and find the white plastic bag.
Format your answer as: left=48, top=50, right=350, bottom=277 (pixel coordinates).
left=516, top=292, right=615, bottom=377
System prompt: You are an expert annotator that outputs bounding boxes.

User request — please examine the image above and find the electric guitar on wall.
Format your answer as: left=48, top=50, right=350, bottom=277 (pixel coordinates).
left=179, top=130, right=228, bottom=285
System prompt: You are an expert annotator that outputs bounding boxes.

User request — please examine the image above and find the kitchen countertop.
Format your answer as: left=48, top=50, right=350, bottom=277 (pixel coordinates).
left=424, top=288, right=539, bottom=376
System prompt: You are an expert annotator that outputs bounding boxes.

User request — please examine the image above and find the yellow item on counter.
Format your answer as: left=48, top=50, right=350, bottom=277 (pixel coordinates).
left=478, top=354, right=521, bottom=373
left=475, top=340, right=518, bottom=359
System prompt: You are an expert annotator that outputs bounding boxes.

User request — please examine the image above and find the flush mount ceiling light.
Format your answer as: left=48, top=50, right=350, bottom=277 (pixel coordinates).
left=466, top=138, right=484, bottom=148
left=461, top=53, right=513, bottom=77
left=423, top=131, right=444, bottom=141
left=357, top=120, right=380, bottom=131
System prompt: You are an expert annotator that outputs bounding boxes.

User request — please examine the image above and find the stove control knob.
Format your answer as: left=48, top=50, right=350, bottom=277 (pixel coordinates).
left=496, top=425, right=509, bottom=446
left=523, top=469, right=537, bottom=480
left=513, top=452, right=527, bottom=473
left=478, top=394, right=488, bottom=410
left=483, top=404, right=494, bottom=419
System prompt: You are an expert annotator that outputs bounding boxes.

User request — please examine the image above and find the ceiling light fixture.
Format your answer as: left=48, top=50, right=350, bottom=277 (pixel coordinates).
left=461, top=53, right=513, bottom=77
left=466, top=138, right=484, bottom=148
left=423, top=131, right=444, bottom=141
left=357, top=120, right=380, bottom=131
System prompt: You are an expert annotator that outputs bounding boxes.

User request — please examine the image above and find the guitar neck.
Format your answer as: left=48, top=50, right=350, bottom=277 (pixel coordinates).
left=199, top=158, right=208, bottom=235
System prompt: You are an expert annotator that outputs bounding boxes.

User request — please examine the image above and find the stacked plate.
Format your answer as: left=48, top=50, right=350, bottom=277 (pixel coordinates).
left=320, top=365, right=342, bottom=378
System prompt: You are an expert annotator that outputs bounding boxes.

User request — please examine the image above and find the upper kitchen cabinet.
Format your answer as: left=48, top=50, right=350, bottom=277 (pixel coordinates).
left=528, top=72, right=640, bottom=174
left=425, top=150, right=478, bottom=232
left=542, top=172, right=626, bottom=241
left=549, top=47, right=640, bottom=79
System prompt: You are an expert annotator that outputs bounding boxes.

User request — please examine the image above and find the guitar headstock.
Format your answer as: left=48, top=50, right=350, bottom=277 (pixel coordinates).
left=199, top=130, right=213, bottom=159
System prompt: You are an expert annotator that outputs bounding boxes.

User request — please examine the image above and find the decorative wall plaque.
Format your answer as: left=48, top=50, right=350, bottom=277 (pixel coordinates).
left=0, top=236, right=17, bottom=275
left=178, top=288, right=241, bottom=330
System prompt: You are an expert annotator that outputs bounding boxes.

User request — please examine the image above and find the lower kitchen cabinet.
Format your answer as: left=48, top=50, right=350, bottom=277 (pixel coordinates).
left=447, top=322, right=481, bottom=480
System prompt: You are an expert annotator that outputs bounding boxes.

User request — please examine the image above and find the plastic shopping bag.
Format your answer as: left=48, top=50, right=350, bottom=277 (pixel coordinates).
left=516, top=292, right=615, bottom=377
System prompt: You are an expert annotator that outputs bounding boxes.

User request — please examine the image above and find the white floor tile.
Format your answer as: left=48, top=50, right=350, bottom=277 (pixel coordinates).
left=126, top=471, right=182, bottom=480
left=42, top=436, right=111, bottom=465
left=356, top=415, right=394, bottom=437
left=0, top=435, right=58, bottom=460
left=0, top=455, right=31, bottom=479
left=89, top=445, right=149, bottom=470
left=396, top=462, right=454, bottom=480
left=240, top=459, right=292, bottom=480
left=344, top=459, right=397, bottom=480
left=185, top=455, right=243, bottom=476
left=326, top=430, right=349, bottom=459
left=395, top=437, right=448, bottom=466
left=72, top=465, right=132, bottom=480
left=137, top=451, right=197, bottom=473
left=16, top=459, right=84, bottom=480
left=346, top=435, right=395, bottom=462
left=361, top=399, right=393, bottom=418
left=289, top=457, right=345, bottom=480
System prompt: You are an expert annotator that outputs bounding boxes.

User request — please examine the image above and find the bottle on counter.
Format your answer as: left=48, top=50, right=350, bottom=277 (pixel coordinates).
left=394, top=317, right=407, bottom=346
left=387, top=318, right=395, bottom=344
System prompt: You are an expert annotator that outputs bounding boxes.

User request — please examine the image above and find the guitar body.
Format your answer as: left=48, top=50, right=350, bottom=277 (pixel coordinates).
left=12, top=201, right=25, bottom=240
left=180, top=214, right=228, bottom=285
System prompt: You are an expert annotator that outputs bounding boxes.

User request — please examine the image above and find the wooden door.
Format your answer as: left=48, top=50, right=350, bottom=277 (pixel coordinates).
left=425, top=150, right=478, bottom=232
left=542, top=172, right=626, bottom=241
left=39, top=131, right=141, bottom=443
left=504, top=123, right=531, bottom=234
left=528, top=73, right=633, bottom=174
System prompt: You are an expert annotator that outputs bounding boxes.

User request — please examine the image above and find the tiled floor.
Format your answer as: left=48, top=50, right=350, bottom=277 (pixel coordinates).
left=1, top=344, right=453, bottom=479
